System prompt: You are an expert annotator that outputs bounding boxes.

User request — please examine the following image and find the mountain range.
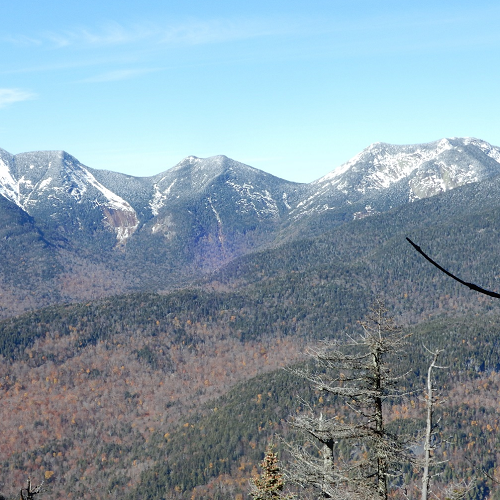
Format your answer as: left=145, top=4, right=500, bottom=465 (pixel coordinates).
left=3, top=137, right=500, bottom=498
left=2, top=136, right=500, bottom=317
left=3, top=137, right=500, bottom=238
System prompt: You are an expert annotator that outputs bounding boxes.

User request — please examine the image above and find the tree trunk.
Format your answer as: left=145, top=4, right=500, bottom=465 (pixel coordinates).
left=422, top=350, right=442, bottom=500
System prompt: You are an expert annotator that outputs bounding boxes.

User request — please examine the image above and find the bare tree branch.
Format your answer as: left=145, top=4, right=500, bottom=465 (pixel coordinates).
left=421, top=349, right=446, bottom=500
left=19, top=479, right=43, bottom=500
left=286, top=301, right=413, bottom=500
left=406, top=237, right=500, bottom=298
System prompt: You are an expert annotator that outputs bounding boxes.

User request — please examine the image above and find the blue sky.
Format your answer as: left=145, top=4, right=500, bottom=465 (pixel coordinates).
left=2, top=0, right=500, bottom=183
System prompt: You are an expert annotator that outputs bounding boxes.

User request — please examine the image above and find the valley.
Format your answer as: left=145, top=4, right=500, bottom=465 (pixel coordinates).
left=2, top=138, right=500, bottom=499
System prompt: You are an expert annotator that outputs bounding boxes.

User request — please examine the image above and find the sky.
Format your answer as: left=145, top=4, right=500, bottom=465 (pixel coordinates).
left=1, top=0, right=500, bottom=183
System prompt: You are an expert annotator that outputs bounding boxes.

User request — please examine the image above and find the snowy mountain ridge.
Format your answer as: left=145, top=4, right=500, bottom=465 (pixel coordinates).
left=3, top=136, right=500, bottom=317
left=0, top=149, right=139, bottom=242
left=288, top=137, right=500, bottom=219
left=1, top=137, right=500, bottom=248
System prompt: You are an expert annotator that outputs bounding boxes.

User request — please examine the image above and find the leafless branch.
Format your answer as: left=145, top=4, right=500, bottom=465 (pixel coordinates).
left=19, top=479, right=43, bottom=500
left=406, top=237, right=500, bottom=298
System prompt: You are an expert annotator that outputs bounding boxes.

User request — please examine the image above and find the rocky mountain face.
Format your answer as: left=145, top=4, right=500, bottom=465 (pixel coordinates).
left=292, top=137, right=500, bottom=219
left=2, top=137, right=500, bottom=245
left=1, top=137, right=500, bottom=315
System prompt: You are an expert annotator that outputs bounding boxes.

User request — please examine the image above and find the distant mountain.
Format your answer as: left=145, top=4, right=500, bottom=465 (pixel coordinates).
left=290, top=137, right=500, bottom=219
left=1, top=137, right=500, bottom=315
left=3, top=137, right=500, bottom=243
left=0, top=150, right=302, bottom=244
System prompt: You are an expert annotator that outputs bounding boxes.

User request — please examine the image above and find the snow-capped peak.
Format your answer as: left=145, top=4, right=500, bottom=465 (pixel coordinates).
left=288, top=137, right=500, bottom=219
left=1, top=150, right=139, bottom=243
left=2, top=137, right=500, bottom=246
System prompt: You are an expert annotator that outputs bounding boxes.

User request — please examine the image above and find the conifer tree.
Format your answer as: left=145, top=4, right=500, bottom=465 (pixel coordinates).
left=250, top=446, right=294, bottom=500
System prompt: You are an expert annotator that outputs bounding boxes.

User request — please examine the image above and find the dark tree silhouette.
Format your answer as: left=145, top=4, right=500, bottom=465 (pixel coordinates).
left=19, top=479, right=43, bottom=500
left=406, top=238, right=500, bottom=298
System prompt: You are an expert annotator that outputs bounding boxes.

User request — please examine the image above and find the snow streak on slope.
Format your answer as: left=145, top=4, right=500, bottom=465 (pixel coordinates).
left=316, top=138, right=455, bottom=190
left=58, top=159, right=139, bottom=242
left=226, top=180, right=280, bottom=219
left=0, top=156, right=20, bottom=206
left=1, top=151, right=139, bottom=243
left=149, top=179, right=177, bottom=216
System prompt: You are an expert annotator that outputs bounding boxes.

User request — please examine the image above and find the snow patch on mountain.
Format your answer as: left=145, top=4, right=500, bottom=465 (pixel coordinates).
left=289, top=137, right=500, bottom=220
left=317, top=139, right=453, bottom=192
left=0, top=157, right=20, bottom=206
left=463, top=137, right=500, bottom=163
left=38, top=177, right=52, bottom=191
left=282, top=192, right=291, bottom=210
left=208, top=197, right=223, bottom=226
left=0, top=151, right=139, bottom=243
left=226, top=180, right=280, bottom=219
left=75, top=166, right=139, bottom=241
left=70, top=164, right=134, bottom=213
left=149, top=179, right=177, bottom=216
left=2, top=137, right=500, bottom=247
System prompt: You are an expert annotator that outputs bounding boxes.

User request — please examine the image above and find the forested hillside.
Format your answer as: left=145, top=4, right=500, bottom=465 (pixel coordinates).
left=1, top=294, right=500, bottom=499
left=209, top=175, right=500, bottom=323
left=2, top=236, right=500, bottom=500
left=3, top=156, right=500, bottom=498
left=3, top=138, right=500, bottom=320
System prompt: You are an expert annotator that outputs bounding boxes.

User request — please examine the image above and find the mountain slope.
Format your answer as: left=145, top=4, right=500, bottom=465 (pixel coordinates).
left=289, top=137, right=500, bottom=220
left=208, top=170, right=500, bottom=326
left=2, top=205, right=500, bottom=498
left=0, top=149, right=139, bottom=245
left=4, top=137, right=500, bottom=246
left=4, top=138, right=500, bottom=498
left=1, top=137, right=500, bottom=316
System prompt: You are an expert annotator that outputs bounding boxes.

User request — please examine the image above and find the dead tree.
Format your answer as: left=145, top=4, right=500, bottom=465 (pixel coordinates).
left=285, top=301, right=412, bottom=500
left=442, top=479, right=476, bottom=500
left=421, top=348, right=446, bottom=500
left=407, top=239, right=480, bottom=498
left=19, top=479, right=43, bottom=500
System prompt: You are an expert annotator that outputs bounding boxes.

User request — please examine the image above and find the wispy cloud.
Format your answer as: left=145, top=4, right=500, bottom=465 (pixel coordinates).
left=6, top=18, right=296, bottom=50
left=0, top=88, right=36, bottom=108
left=158, top=18, right=294, bottom=46
left=3, top=34, right=42, bottom=47
left=82, top=68, right=159, bottom=83
left=44, top=21, right=152, bottom=48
